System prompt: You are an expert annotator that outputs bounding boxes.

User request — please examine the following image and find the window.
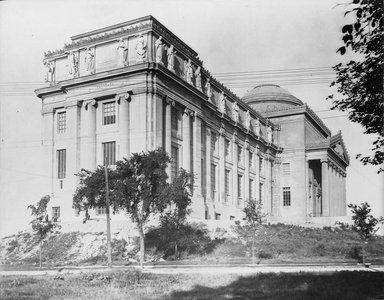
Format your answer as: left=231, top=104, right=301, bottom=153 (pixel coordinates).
left=103, top=101, right=116, bottom=125
left=201, top=158, right=206, bottom=196
left=96, top=206, right=106, bottom=215
left=259, top=182, right=264, bottom=203
left=211, top=163, right=216, bottom=200
left=211, top=132, right=217, bottom=155
left=259, top=157, right=264, bottom=175
left=283, top=163, right=290, bottom=175
left=201, top=124, right=206, bottom=148
left=103, top=141, right=116, bottom=166
left=57, top=149, right=66, bottom=179
left=283, top=187, right=291, bottom=206
left=225, top=139, right=230, bottom=160
left=249, top=178, right=254, bottom=200
left=225, top=169, right=230, bottom=202
left=171, top=146, right=179, bottom=180
left=238, top=174, right=243, bottom=205
left=215, top=213, right=221, bottom=220
left=52, top=207, right=60, bottom=221
left=230, top=216, right=235, bottom=221
left=249, top=152, right=254, bottom=169
left=57, top=112, right=66, bottom=133
left=171, top=107, right=180, bottom=136
left=237, top=146, right=243, bottom=165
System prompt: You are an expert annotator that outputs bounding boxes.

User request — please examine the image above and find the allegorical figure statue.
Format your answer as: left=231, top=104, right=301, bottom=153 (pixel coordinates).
left=135, top=34, right=147, bottom=62
left=85, top=47, right=95, bottom=74
left=254, top=118, right=261, bottom=136
left=205, top=77, right=212, bottom=101
left=167, top=45, right=176, bottom=71
left=244, top=110, right=251, bottom=130
left=195, top=66, right=202, bottom=91
left=155, top=36, right=164, bottom=64
left=68, top=51, right=79, bottom=78
left=44, top=61, right=55, bottom=83
left=232, top=102, right=239, bottom=123
left=267, top=125, right=273, bottom=143
left=219, top=92, right=226, bottom=114
left=186, top=59, right=193, bottom=84
left=116, top=38, right=128, bottom=67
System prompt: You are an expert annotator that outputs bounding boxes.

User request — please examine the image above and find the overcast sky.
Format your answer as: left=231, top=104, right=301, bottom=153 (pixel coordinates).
left=0, top=0, right=383, bottom=237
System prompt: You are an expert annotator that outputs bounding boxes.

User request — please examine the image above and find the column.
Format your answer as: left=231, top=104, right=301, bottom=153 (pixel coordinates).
left=244, top=142, right=250, bottom=208
left=232, top=138, right=238, bottom=207
left=80, top=100, right=97, bottom=171
left=193, top=115, right=201, bottom=196
left=42, top=108, right=55, bottom=196
left=255, top=146, right=261, bottom=203
left=117, top=93, right=130, bottom=158
left=218, top=132, right=225, bottom=203
left=164, top=99, right=172, bottom=179
left=206, top=128, right=212, bottom=202
left=321, top=159, right=330, bottom=217
left=182, top=111, right=191, bottom=172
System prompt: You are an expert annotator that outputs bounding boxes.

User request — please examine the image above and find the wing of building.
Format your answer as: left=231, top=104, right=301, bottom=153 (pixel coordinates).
left=35, top=16, right=349, bottom=225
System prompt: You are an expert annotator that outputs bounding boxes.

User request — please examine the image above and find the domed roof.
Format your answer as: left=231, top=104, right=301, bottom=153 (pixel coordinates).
left=241, top=84, right=303, bottom=108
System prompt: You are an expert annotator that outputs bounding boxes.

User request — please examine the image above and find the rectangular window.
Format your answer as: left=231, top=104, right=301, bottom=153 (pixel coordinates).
left=283, top=163, right=290, bottom=175
left=259, top=157, right=264, bottom=175
left=171, top=146, right=179, bottom=180
left=52, top=207, right=60, bottom=221
left=211, top=132, right=217, bottom=155
left=283, top=187, right=291, bottom=206
left=103, top=101, right=116, bottom=125
left=96, top=206, right=106, bottom=215
left=103, top=141, right=116, bottom=166
left=57, top=112, right=66, bottom=133
left=57, top=149, right=66, bottom=179
left=171, top=107, right=180, bottom=136
left=230, top=216, right=235, bottom=221
left=249, top=178, right=254, bottom=200
left=201, top=158, right=206, bottom=196
left=225, top=139, right=230, bottom=160
left=215, top=213, right=221, bottom=220
left=225, top=169, right=230, bottom=202
left=211, top=163, right=216, bottom=200
left=238, top=174, right=243, bottom=204
left=259, top=182, right=264, bottom=203
left=249, top=152, right=254, bottom=169
left=237, top=146, right=243, bottom=165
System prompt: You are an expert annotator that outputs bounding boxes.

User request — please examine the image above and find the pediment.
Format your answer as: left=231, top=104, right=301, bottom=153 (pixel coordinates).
left=330, top=131, right=350, bottom=165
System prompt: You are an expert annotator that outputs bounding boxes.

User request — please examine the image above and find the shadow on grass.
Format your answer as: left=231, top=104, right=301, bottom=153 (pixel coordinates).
left=168, top=271, right=384, bottom=300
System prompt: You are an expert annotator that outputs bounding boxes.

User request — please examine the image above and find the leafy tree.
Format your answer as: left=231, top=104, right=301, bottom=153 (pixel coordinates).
left=234, top=200, right=267, bottom=264
left=348, top=202, right=383, bottom=240
left=27, top=195, right=60, bottom=269
left=328, top=0, right=383, bottom=172
left=158, top=169, right=194, bottom=259
left=114, top=148, right=170, bottom=266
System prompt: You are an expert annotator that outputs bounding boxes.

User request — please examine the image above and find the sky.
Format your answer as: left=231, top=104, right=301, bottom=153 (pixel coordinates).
left=0, top=0, right=383, bottom=237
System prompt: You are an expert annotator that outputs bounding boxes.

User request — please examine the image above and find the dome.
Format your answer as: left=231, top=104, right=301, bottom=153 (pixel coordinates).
left=241, top=84, right=303, bottom=113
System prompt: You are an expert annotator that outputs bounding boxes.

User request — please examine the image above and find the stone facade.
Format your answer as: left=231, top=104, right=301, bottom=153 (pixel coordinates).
left=35, top=16, right=348, bottom=225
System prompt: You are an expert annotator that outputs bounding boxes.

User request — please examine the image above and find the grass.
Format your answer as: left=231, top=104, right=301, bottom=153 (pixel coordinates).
left=0, top=270, right=383, bottom=299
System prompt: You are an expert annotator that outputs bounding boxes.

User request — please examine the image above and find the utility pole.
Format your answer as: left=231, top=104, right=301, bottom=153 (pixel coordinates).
left=104, top=156, right=112, bottom=268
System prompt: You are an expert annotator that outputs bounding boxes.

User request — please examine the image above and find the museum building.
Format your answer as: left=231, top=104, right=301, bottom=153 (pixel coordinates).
left=35, top=16, right=349, bottom=224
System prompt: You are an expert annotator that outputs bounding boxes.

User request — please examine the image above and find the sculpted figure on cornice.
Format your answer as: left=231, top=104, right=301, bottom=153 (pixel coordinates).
left=244, top=110, right=251, bottom=130
left=67, top=51, right=79, bottom=78
left=186, top=59, right=193, bottom=85
left=116, top=38, right=128, bottom=67
left=135, top=34, right=147, bottom=62
left=219, top=92, right=226, bottom=114
left=195, top=66, right=202, bottom=91
left=85, top=47, right=95, bottom=74
left=155, top=36, right=164, bottom=65
left=167, top=45, right=176, bottom=72
left=44, top=61, right=55, bottom=83
left=254, top=118, right=261, bottom=136
left=267, top=125, right=273, bottom=143
left=232, top=102, right=239, bottom=123
left=205, top=77, right=212, bottom=102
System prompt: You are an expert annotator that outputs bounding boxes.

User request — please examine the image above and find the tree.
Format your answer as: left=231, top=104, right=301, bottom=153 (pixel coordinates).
left=328, top=0, right=383, bottom=172
left=158, top=169, right=194, bottom=259
left=114, top=148, right=170, bottom=266
left=27, top=195, right=60, bottom=269
left=348, top=202, right=383, bottom=240
left=234, top=200, right=266, bottom=265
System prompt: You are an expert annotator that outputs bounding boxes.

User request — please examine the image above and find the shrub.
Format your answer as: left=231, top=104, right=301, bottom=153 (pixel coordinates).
left=258, top=250, right=273, bottom=259
left=6, top=239, right=19, bottom=253
left=346, top=245, right=363, bottom=262
left=111, top=238, right=127, bottom=259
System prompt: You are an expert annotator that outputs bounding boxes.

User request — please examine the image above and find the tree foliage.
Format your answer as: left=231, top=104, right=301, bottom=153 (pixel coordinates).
left=329, top=0, right=383, bottom=172
left=27, top=195, right=60, bottom=268
left=348, top=202, right=384, bottom=240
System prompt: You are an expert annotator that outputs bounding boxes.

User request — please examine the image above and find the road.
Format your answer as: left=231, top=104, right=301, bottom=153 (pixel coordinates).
left=0, top=263, right=383, bottom=276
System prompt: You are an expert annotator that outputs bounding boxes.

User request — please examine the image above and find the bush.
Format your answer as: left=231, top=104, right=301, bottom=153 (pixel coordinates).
left=258, top=250, right=273, bottom=259
left=7, top=239, right=19, bottom=253
left=346, top=245, right=363, bottom=262
left=111, top=239, right=127, bottom=259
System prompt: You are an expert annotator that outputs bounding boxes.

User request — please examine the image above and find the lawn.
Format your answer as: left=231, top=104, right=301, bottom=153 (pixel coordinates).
left=0, top=270, right=383, bottom=300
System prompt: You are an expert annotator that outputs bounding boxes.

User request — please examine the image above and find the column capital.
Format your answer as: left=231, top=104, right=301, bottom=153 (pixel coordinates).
left=115, top=92, right=132, bottom=104
left=164, top=95, right=175, bottom=106
left=83, top=99, right=97, bottom=110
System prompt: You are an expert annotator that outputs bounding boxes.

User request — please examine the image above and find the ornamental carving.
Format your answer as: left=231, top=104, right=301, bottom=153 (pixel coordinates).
left=116, top=38, right=128, bottom=67
left=167, top=45, right=176, bottom=72
left=85, top=47, right=95, bottom=74
left=67, top=51, right=79, bottom=78
left=195, top=66, right=202, bottom=91
left=135, top=34, right=147, bottom=62
left=185, top=59, right=193, bottom=85
left=155, top=36, right=164, bottom=65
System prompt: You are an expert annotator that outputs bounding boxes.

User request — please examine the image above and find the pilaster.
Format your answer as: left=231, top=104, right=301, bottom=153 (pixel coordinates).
left=321, top=159, right=330, bottom=217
